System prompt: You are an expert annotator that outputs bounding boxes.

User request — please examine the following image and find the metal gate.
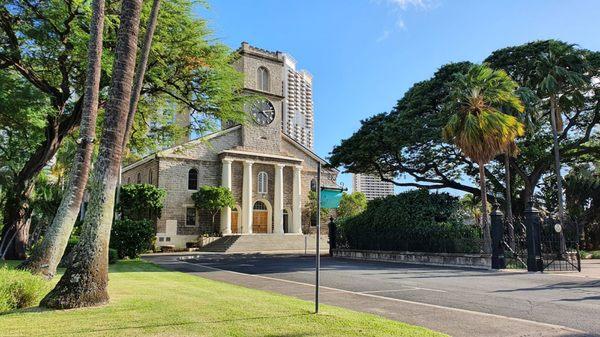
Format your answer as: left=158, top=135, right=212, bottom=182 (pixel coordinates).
left=539, top=218, right=581, bottom=272
left=502, top=218, right=528, bottom=269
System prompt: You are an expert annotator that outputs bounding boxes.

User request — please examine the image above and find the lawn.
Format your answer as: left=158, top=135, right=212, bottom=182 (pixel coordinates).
left=0, top=260, right=445, bottom=337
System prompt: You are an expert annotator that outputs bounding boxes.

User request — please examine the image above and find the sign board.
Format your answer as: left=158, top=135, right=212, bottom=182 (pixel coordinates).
left=320, top=189, right=343, bottom=208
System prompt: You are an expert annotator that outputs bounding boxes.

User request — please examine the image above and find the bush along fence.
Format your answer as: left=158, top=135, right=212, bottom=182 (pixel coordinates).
left=492, top=202, right=582, bottom=272
left=330, top=190, right=488, bottom=269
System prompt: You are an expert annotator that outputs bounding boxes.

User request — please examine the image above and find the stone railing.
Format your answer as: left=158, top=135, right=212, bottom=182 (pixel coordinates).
left=332, top=249, right=491, bottom=270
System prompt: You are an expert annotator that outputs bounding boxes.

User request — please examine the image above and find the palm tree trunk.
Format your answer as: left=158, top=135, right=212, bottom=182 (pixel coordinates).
left=123, top=0, right=161, bottom=150
left=40, top=0, right=143, bottom=309
left=504, top=153, right=515, bottom=250
left=18, top=0, right=106, bottom=278
left=479, top=163, right=492, bottom=254
left=549, top=95, right=567, bottom=252
left=114, top=0, right=161, bottom=215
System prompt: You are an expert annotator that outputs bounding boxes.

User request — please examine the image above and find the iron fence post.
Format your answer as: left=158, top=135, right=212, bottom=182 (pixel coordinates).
left=524, top=202, right=543, bottom=272
left=328, top=216, right=336, bottom=257
left=490, top=204, right=505, bottom=269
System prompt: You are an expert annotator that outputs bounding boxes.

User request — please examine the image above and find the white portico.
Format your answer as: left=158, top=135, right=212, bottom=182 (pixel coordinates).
left=219, top=150, right=304, bottom=236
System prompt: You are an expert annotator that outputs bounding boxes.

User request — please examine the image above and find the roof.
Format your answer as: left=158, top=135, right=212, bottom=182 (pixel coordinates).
left=281, top=133, right=339, bottom=173
left=121, top=125, right=241, bottom=173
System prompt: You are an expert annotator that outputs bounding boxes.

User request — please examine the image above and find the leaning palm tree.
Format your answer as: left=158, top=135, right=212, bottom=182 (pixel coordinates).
left=41, top=0, right=143, bottom=309
left=443, top=64, right=525, bottom=254
left=19, top=0, right=106, bottom=278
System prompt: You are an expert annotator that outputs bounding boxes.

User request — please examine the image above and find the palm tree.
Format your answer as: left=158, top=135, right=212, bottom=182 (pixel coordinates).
left=443, top=64, right=525, bottom=254
left=114, top=0, right=161, bottom=216
left=534, top=42, right=587, bottom=231
left=41, top=0, right=143, bottom=309
left=18, top=0, right=106, bottom=278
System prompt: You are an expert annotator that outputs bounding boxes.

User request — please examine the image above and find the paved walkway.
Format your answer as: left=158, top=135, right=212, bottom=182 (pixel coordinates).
left=145, top=253, right=599, bottom=337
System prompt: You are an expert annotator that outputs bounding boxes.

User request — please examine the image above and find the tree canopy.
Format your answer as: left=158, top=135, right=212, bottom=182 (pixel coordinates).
left=329, top=40, right=599, bottom=214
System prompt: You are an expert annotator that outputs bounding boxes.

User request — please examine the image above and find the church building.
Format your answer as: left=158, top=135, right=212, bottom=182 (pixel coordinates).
left=121, top=43, right=338, bottom=249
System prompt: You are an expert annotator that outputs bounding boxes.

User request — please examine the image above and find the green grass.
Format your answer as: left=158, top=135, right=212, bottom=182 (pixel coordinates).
left=0, top=260, right=445, bottom=337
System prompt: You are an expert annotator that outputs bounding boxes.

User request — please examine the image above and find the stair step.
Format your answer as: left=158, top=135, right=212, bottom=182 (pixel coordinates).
left=198, top=234, right=329, bottom=253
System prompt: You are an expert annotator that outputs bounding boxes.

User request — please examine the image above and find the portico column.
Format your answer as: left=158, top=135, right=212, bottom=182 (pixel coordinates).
left=242, top=160, right=254, bottom=234
left=220, top=158, right=233, bottom=235
left=273, top=164, right=285, bottom=234
left=292, top=165, right=302, bottom=234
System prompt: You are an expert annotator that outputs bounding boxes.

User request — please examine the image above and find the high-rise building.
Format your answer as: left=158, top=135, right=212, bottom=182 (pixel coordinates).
left=282, top=54, right=314, bottom=149
left=352, top=173, right=395, bottom=200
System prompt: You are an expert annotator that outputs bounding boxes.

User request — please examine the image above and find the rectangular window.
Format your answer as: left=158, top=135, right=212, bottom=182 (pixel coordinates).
left=186, top=207, right=197, bottom=227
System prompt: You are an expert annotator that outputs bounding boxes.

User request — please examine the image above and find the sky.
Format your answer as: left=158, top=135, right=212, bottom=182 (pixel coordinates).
left=195, top=0, right=600, bottom=192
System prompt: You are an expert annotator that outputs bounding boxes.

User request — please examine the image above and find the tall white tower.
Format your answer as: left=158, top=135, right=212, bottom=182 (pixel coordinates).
left=282, top=54, right=314, bottom=149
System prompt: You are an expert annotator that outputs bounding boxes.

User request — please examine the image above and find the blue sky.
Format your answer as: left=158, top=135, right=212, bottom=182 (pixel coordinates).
left=195, top=0, right=600, bottom=192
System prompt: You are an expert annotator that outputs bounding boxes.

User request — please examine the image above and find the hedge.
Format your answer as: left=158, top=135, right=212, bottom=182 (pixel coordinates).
left=110, top=219, right=155, bottom=259
left=337, top=189, right=481, bottom=253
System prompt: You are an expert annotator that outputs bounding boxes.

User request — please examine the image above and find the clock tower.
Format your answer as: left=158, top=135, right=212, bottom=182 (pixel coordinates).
left=232, top=42, right=285, bottom=154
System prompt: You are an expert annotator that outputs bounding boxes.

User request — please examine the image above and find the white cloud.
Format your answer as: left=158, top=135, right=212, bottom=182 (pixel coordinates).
left=396, top=18, right=406, bottom=30
left=387, top=0, right=430, bottom=10
left=372, top=0, right=437, bottom=41
left=376, top=30, right=391, bottom=43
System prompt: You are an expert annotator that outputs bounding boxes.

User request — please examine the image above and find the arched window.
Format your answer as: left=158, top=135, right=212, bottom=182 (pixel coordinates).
left=137, top=172, right=141, bottom=184
left=310, top=178, right=317, bottom=192
left=127, top=177, right=131, bottom=184
left=188, top=168, right=198, bottom=190
left=258, top=171, right=268, bottom=194
left=257, top=67, right=269, bottom=91
left=253, top=201, right=267, bottom=210
left=148, top=169, right=153, bottom=184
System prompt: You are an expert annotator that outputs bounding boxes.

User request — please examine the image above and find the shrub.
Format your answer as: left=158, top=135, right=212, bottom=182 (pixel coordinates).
left=118, top=184, right=166, bottom=221
left=337, top=189, right=481, bottom=253
left=110, top=219, right=155, bottom=259
left=108, top=248, right=119, bottom=264
left=0, top=267, right=48, bottom=313
left=591, top=251, right=600, bottom=259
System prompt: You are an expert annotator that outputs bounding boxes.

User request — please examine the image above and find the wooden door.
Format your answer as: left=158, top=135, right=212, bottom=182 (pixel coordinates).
left=252, top=211, right=268, bottom=233
left=231, top=211, right=239, bottom=233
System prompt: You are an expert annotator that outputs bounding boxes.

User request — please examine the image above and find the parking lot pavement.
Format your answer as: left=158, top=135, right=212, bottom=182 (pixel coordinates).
left=144, top=253, right=600, bottom=337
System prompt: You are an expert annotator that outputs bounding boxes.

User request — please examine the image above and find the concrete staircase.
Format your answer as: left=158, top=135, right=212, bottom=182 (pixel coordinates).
left=199, top=234, right=329, bottom=253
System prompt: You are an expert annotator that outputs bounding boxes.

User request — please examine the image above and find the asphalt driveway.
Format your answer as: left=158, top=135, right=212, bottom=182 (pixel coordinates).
left=144, top=253, right=600, bottom=337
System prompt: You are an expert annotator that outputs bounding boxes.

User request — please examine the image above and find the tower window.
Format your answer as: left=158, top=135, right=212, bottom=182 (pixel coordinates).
left=137, top=172, right=141, bottom=184
left=188, top=168, right=198, bottom=190
left=258, top=171, right=268, bottom=194
left=257, top=67, right=269, bottom=92
left=148, top=169, right=153, bottom=184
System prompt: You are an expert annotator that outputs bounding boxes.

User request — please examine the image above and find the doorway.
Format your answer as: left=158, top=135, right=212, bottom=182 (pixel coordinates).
left=252, top=201, right=268, bottom=233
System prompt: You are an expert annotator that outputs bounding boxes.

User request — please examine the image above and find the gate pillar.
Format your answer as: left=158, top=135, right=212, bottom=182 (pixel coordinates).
left=524, top=202, right=543, bottom=272
left=490, top=204, right=506, bottom=269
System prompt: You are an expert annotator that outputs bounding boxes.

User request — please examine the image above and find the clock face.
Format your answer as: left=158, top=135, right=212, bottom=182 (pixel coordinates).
left=250, top=99, right=275, bottom=126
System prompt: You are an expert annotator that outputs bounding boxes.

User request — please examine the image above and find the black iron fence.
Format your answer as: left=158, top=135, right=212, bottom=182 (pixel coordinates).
left=491, top=203, right=582, bottom=272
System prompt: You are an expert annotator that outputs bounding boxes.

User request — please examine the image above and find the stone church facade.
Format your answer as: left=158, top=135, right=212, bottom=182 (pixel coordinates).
left=121, top=43, right=338, bottom=248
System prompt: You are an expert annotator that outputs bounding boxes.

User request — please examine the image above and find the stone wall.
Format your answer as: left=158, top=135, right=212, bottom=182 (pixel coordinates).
left=157, top=128, right=242, bottom=238
left=122, top=157, right=158, bottom=186
left=333, top=249, right=492, bottom=270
